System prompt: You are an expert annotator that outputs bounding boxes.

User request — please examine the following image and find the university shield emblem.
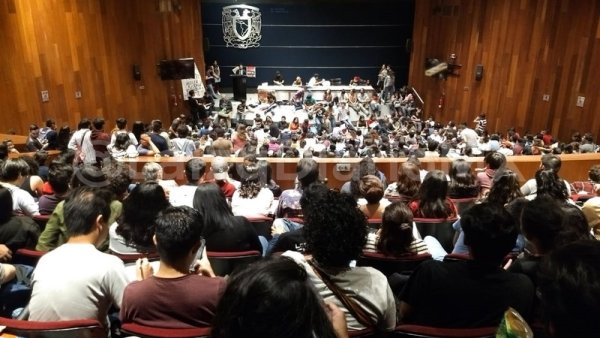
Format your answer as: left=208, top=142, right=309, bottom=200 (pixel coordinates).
left=222, top=5, right=262, bottom=49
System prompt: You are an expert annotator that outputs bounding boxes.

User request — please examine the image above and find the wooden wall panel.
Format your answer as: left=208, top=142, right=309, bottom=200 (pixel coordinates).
left=0, top=0, right=204, bottom=136
left=409, top=0, right=600, bottom=142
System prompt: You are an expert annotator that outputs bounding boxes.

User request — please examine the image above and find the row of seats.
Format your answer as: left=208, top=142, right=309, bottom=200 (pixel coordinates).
left=0, top=317, right=498, bottom=338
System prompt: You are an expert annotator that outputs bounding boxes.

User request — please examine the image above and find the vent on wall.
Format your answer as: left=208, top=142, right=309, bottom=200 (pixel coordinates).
left=432, top=5, right=459, bottom=16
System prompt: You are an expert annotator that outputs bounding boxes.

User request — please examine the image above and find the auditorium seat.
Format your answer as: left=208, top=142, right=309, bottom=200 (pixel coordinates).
left=413, top=218, right=458, bottom=253
left=357, top=251, right=432, bottom=277
left=0, top=316, right=105, bottom=338
left=206, top=250, right=262, bottom=277
left=120, top=323, right=211, bottom=338
left=392, top=324, right=497, bottom=338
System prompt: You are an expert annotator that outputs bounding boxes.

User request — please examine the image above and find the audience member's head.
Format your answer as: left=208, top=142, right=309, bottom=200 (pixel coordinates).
left=540, top=154, right=562, bottom=173
left=211, top=257, right=339, bottom=338
left=483, top=151, right=506, bottom=170
left=116, top=182, right=169, bottom=252
left=359, top=174, right=384, bottom=204
left=192, top=183, right=233, bottom=237
left=0, top=158, right=30, bottom=182
left=535, top=169, right=569, bottom=201
left=184, top=158, right=206, bottom=183
left=461, top=202, right=518, bottom=266
left=296, top=158, right=319, bottom=189
left=487, top=169, right=523, bottom=205
left=377, top=202, right=416, bottom=256
left=396, top=162, right=421, bottom=199
left=537, top=240, right=600, bottom=338
left=417, top=170, right=453, bottom=218
left=64, top=186, right=113, bottom=245
left=154, top=206, right=204, bottom=268
left=303, top=188, right=366, bottom=267
left=47, top=163, right=74, bottom=196
left=142, top=162, right=163, bottom=182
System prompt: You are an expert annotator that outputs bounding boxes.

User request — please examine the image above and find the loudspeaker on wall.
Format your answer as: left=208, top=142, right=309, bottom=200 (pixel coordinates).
left=475, top=64, right=483, bottom=81
left=133, top=64, right=142, bottom=81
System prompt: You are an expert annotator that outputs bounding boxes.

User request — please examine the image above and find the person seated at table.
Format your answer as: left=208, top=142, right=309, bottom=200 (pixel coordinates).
left=308, top=73, right=323, bottom=86
left=26, top=124, right=48, bottom=152
left=292, top=76, right=303, bottom=86
left=171, top=124, right=196, bottom=157
left=273, top=70, right=284, bottom=85
left=2, top=139, right=19, bottom=155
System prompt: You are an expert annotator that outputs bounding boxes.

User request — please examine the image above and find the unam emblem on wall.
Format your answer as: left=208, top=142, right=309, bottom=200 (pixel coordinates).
left=222, top=5, right=261, bottom=49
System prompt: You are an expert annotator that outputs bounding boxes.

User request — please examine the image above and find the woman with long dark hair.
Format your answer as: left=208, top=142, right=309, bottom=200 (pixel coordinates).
left=193, top=183, right=261, bottom=252
left=409, top=170, right=457, bottom=218
left=110, top=182, right=170, bottom=254
left=447, top=159, right=480, bottom=198
left=212, top=258, right=347, bottom=338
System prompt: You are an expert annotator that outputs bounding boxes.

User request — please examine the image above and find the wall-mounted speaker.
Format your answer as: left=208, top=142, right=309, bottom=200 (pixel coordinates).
left=475, top=64, right=483, bottom=81
left=133, top=64, right=142, bottom=81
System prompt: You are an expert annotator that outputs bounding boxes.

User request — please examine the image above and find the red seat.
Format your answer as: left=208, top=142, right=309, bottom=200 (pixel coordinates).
left=0, top=316, right=105, bottom=338
left=32, top=214, right=51, bottom=231
left=120, top=323, right=211, bottom=338
left=13, top=248, right=48, bottom=267
left=245, top=216, right=274, bottom=240
left=206, top=250, right=262, bottom=277
left=109, top=250, right=160, bottom=264
left=414, top=218, right=459, bottom=253
left=448, top=197, right=478, bottom=216
left=393, top=324, right=497, bottom=338
left=357, top=251, right=432, bottom=277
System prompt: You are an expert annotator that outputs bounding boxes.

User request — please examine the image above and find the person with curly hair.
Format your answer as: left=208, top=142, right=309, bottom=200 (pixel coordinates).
left=109, top=182, right=170, bottom=255
left=283, top=188, right=396, bottom=332
left=357, top=175, right=390, bottom=219
left=231, top=166, right=274, bottom=217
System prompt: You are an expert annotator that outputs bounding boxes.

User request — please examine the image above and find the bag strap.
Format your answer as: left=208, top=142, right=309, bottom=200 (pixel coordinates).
left=307, top=259, right=377, bottom=330
left=79, top=130, right=90, bottom=147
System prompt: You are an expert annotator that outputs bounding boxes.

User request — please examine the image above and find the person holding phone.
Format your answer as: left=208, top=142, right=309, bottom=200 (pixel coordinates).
left=120, top=206, right=225, bottom=329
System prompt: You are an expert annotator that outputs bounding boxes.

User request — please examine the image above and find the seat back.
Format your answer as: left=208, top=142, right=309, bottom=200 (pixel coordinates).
left=393, top=324, right=496, bottom=338
left=245, top=216, right=274, bottom=240
left=0, top=317, right=105, bottom=338
left=13, top=248, right=47, bottom=267
left=367, top=218, right=382, bottom=233
left=448, top=197, right=478, bottom=216
left=120, top=323, right=211, bottom=338
left=32, top=214, right=51, bottom=231
left=414, top=218, right=458, bottom=253
left=206, top=250, right=261, bottom=277
left=108, top=251, right=160, bottom=264
left=357, top=252, right=432, bottom=277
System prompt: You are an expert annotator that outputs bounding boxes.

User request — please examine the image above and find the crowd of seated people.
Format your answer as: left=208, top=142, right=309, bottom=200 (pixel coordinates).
left=0, top=92, right=600, bottom=336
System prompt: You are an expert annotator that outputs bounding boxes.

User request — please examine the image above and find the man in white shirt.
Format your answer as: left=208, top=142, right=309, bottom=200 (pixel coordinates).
left=458, top=123, right=479, bottom=149
left=67, top=118, right=95, bottom=165
left=29, top=187, right=128, bottom=333
left=169, top=159, right=206, bottom=208
left=307, top=73, right=323, bottom=86
left=0, top=158, right=39, bottom=216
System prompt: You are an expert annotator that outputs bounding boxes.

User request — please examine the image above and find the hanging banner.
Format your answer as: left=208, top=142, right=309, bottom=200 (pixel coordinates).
left=181, top=62, right=205, bottom=99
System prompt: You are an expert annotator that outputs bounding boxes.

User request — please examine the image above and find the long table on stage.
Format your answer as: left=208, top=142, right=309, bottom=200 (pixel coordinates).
left=257, top=85, right=374, bottom=102
left=118, top=153, right=600, bottom=191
